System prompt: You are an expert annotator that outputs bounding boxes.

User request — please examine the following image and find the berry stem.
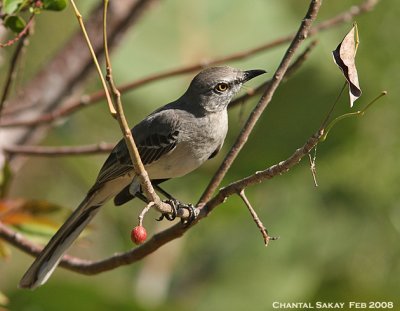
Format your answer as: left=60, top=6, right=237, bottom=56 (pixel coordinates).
left=138, top=202, right=154, bottom=226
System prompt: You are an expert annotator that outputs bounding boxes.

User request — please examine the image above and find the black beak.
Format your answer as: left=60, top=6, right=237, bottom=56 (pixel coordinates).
left=242, top=69, right=266, bottom=83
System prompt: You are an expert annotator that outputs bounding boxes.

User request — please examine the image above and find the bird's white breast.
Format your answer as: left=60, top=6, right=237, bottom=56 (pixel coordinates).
left=146, top=110, right=228, bottom=179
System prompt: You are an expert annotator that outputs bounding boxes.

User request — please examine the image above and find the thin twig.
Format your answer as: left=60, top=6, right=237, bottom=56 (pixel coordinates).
left=198, top=0, right=322, bottom=206
left=138, top=202, right=154, bottom=226
left=320, top=82, right=347, bottom=130
left=229, top=40, right=318, bottom=110
left=0, top=14, right=34, bottom=48
left=238, top=190, right=273, bottom=246
left=204, top=130, right=324, bottom=216
left=3, top=143, right=114, bottom=156
left=0, top=20, right=31, bottom=118
left=308, top=147, right=318, bottom=187
left=70, top=0, right=166, bottom=214
left=321, top=91, right=387, bottom=141
left=0, top=94, right=99, bottom=127
left=0, top=0, right=378, bottom=128
left=69, top=0, right=116, bottom=116
left=102, top=0, right=172, bottom=215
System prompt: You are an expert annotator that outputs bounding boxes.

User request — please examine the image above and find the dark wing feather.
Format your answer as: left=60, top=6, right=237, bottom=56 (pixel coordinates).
left=92, top=130, right=179, bottom=189
left=137, top=130, right=179, bottom=165
left=208, top=144, right=222, bottom=160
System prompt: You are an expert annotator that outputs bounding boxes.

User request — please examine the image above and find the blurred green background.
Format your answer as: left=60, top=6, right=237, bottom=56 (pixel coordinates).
left=1, top=0, right=400, bottom=310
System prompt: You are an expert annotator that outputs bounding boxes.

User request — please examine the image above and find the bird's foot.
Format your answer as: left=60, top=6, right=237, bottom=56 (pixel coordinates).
left=156, top=199, right=199, bottom=225
left=179, top=203, right=198, bottom=226
left=156, top=199, right=179, bottom=221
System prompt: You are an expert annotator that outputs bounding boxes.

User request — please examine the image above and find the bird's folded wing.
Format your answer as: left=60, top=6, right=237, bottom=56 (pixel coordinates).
left=92, top=129, right=179, bottom=189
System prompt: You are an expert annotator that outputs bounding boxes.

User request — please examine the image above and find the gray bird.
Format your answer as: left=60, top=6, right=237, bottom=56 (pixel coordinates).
left=19, top=66, right=266, bottom=289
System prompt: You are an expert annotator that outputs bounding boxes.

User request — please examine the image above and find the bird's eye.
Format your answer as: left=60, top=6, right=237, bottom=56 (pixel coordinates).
left=214, top=82, right=229, bottom=93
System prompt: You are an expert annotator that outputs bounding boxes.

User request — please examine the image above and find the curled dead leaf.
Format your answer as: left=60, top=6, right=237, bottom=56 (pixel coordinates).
left=332, top=24, right=362, bottom=107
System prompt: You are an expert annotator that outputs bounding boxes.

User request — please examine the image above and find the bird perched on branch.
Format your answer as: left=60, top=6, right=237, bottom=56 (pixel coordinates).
left=19, top=66, right=266, bottom=289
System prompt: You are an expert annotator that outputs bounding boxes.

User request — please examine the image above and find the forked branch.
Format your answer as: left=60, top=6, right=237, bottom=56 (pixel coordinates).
left=0, top=0, right=323, bottom=275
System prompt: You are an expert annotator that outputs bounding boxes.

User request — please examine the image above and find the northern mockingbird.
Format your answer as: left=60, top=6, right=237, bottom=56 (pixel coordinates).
left=19, top=66, right=266, bottom=289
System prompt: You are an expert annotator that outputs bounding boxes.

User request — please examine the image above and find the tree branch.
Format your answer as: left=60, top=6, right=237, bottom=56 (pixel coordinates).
left=0, top=14, right=35, bottom=48
left=198, top=0, right=322, bottom=206
left=0, top=125, right=323, bottom=274
left=229, top=39, right=318, bottom=110
left=0, top=18, right=32, bottom=118
left=102, top=0, right=172, bottom=215
left=69, top=0, right=116, bottom=116
left=2, top=143, right=114, bottom=156
left=0, top=0, right=324, bottom=276
left=238, top=190, right=274, bottom=246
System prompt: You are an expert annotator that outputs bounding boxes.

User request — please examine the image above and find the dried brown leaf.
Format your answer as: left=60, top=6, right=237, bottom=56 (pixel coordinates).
left=332, top=25, right=362, bottom=107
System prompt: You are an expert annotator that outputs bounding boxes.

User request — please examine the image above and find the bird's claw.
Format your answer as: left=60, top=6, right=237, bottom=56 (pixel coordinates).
left=179, top=203, right=198, bottom=226
left=156, top=200, right=198, bottom=225
left=156, top=199, right=179, bottom=221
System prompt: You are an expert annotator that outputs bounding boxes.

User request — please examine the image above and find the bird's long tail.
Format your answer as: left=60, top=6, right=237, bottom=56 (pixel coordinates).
left=19, top=192, right=102, bottom=289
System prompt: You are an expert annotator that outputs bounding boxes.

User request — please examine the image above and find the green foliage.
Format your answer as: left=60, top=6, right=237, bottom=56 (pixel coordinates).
left=42, top=0, right=67, bottom=11
left=3, top=14, right=26, bottom=32
left=3, top=0, right=24, bottom=15
left=1, top=0, right=67, bottom=34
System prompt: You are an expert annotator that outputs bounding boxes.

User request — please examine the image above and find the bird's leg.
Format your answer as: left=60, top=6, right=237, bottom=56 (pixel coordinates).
left=136, top=192, right=149, bottom=204
left=154, top=184, right=179, bottom=221
left=154, top=184, right=175, bottom=200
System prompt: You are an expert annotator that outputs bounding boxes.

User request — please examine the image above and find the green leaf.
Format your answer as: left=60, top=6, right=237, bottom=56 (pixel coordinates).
left=3, top=15, right=26, bottom=33
left=42, top=0, right=67, bottom=11
left=3, top=0, right=24, bottom=15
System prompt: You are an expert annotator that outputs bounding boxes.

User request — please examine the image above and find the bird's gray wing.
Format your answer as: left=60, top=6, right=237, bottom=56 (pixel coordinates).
left=92, top=112, right=180, bottom=190
left=137, top=130, right=179, bottom=165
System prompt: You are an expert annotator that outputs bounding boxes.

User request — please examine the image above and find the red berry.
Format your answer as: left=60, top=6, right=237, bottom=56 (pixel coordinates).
left=131, top=226, right=147, bottom=245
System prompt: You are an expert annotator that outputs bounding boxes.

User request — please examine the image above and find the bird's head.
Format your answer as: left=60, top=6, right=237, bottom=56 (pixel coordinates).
left=184, top=66, right=266, bottom=113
